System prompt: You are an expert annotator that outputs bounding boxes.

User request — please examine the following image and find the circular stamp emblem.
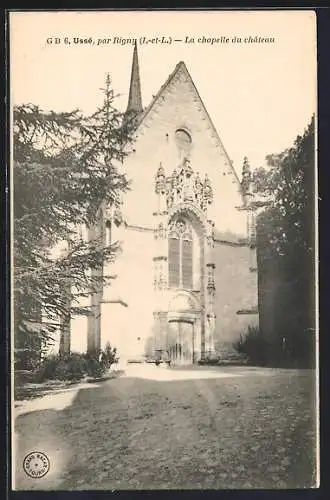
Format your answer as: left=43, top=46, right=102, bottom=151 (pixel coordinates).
left=23, top=452, right=50, bottom=478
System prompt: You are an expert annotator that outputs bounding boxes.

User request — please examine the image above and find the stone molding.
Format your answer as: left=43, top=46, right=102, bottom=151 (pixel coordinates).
left=236, top=306, right=259, bottom=315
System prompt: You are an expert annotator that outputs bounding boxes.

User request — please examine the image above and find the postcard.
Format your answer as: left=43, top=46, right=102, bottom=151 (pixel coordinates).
left=10, top=9, right=318, bottom=490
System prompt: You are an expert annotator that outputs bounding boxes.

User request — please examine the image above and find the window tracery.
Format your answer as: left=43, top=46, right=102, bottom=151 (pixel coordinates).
left=168, top=218, right=193, bottom=290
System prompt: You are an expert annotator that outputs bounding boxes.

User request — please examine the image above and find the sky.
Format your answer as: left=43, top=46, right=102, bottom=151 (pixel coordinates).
left=10, top=10, right=316, bottom=174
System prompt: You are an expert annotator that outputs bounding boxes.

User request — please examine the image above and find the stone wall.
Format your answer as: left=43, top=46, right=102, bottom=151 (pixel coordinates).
left=213, top=242, right=259, bottom=358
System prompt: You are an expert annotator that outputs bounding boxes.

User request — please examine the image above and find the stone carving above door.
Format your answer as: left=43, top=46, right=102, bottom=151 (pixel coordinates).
left=169, top=291, right=200, bottom=313
left=155, top=158, right=213, bottom=213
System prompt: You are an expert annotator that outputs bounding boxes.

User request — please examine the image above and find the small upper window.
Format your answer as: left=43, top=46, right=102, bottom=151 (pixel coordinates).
left=175, top=129, right=192, bottom=150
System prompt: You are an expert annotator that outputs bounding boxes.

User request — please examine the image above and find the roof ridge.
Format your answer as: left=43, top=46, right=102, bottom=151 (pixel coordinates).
left=134, top=60, right=242, bottom=193
left=183, top=65, right=242, bottom=188
left=135, top=61, right=185, bottom=127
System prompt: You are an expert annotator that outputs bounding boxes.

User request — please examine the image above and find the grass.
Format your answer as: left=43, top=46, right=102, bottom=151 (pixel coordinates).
left=14, top=367, right=317, bottom=490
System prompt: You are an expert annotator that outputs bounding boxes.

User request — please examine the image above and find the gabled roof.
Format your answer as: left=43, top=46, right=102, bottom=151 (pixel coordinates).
left=135, top=61, right=242, bottom=189
left=135, top=61, right=184, bottom=128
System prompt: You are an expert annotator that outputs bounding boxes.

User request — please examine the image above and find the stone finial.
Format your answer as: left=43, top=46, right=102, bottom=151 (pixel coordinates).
left=155, top=163, right=166, bottom=194
left=241, top=156, right=252, bottom=195
left=203, top=173, right=213, bottom=205
left=171, top=168, right=178, bottom=190
left=181, top=158, right=193, bottom=178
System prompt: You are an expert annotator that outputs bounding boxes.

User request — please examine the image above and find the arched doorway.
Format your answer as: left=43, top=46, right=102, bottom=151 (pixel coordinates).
left=167, top=291, right=200, bottom=365
left=167, top=320, right=194, bottom=365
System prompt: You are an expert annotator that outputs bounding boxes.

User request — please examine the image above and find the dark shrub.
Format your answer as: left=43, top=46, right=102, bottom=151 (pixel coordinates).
left=36, top=354, right=59, bottom=381
left=57, top=353, right=87, bottom=381
left=53, top=358, right=71, bottom=380
left=198, top=355, right=220, bottom=366
left=233, top=325, right=270, bottom=366
left=35, top=345, right=120, bottom=382
left=15, top=343, right=42, bottom=372
left=15, top=369, right=38, bottom=385
left=84, top=354, right=106, bottom=378
left=36, top=353, right=87, bottom=381
left=100, top=342, right=118, bottom=369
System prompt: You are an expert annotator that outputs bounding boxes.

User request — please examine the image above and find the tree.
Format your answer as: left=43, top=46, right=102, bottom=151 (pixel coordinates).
left=14, top=75, right=134, bottom=367
left=253, top=116, right=315, bottom=366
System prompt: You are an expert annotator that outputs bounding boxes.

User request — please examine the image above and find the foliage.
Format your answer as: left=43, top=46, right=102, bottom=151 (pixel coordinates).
left=14, top=74, right=135, bottom=358
left=37, top=353, right=87, bottom=381
left=37, top=344, right=119, bottom=382
left=198, top=353, right=221, bottom=366
left=15, top=332, right=43, bottom=371
left=198, top=351, right=248, bottom=366
left=100, top=341, right=119, bottom=369
left=37, top=354, right=62, bottom=381
left=233, top=326, right=270, bottom=366
left=83, top=353, right=105, bottom=379
left=252, top=116, right=315, bottom=367
left=253, top=116, right=314, bottom=258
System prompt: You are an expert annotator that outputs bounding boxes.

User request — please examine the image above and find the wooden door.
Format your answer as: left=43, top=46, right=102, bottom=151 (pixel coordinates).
left=168, top=321, right=193, bottom=365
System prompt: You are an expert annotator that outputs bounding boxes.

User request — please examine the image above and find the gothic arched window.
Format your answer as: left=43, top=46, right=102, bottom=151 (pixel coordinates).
left=169, top=234, right=180, bottom=288
left=168, top=219, right=193, bottom=290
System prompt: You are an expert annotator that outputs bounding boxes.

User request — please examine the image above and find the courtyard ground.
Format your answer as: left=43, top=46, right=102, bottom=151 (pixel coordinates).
left=13, top=365, right=317, bottom=490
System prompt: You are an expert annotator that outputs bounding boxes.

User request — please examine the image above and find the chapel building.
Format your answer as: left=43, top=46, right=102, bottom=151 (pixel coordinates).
left=69, top=43, right=259, bottom=364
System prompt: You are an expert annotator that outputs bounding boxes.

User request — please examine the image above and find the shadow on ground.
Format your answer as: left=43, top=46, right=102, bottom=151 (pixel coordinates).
left=14, top=366, right=317, bottom=490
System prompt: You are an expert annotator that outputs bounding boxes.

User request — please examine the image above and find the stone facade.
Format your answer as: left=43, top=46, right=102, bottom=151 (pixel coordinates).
left=68, top=46, right=259, bottom=364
